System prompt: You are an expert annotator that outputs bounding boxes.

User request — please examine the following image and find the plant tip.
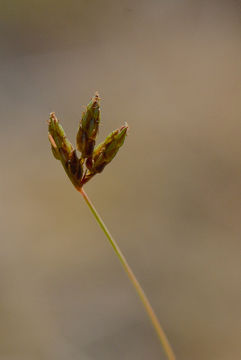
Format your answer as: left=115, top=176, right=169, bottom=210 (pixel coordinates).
left=48, top=93, right=128, bottom=188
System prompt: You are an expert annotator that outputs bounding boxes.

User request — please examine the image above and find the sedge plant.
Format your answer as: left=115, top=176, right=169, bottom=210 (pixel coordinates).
left=47, top=93, right=176, bottom=360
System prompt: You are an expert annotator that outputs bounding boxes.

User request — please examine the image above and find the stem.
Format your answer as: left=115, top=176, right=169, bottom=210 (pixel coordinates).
left=79, top=188, right=176, bottom=360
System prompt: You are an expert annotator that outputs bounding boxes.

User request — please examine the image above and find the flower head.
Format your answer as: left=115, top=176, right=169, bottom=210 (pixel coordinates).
left=48, top=93, right=128, bottom=189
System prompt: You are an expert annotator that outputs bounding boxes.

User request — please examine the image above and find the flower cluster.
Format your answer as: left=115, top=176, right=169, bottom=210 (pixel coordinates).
left=48, top=93, right=128, bottom=189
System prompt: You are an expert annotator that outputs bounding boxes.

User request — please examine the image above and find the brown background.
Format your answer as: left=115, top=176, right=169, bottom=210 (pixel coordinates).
left=0, top=1, right=240, bottom=359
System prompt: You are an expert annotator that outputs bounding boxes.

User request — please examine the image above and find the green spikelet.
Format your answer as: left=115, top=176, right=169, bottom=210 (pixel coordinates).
left=48, top=112, right=83, bottom=189
left=76, top=93, right=100, bottom=159
left=91, top=123, right=128, bottom=173
left=48, top=112, right=73, bottom=163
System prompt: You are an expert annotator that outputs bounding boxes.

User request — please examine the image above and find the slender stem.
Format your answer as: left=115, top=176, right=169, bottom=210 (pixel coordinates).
left=79, top=188, right=176, bottom=360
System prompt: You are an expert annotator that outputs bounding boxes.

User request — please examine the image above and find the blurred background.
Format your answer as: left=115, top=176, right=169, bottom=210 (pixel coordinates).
left=0, top=0, right=240, bottom=359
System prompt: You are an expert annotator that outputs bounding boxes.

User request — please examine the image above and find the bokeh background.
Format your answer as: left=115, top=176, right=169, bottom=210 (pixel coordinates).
left=0, top=1, right=240, bottom=359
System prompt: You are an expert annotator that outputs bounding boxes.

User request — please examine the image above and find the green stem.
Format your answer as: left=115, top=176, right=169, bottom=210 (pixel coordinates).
left=79, top=188, right=176, bottom=360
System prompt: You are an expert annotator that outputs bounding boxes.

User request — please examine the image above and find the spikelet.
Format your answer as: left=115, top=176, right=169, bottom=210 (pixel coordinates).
left=90, top=124, right=128, bottom=173
left=48, top=112, right=83, bottom=189
left=76, top=93, right=100, bottom=159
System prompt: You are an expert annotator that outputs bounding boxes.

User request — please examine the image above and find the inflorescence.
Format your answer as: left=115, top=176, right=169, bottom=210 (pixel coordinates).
left=48, top=93, right=128, bottom=189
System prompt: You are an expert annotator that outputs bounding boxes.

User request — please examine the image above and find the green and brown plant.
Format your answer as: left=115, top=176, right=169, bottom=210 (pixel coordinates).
left=47, top=93, right=175, bottom=360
